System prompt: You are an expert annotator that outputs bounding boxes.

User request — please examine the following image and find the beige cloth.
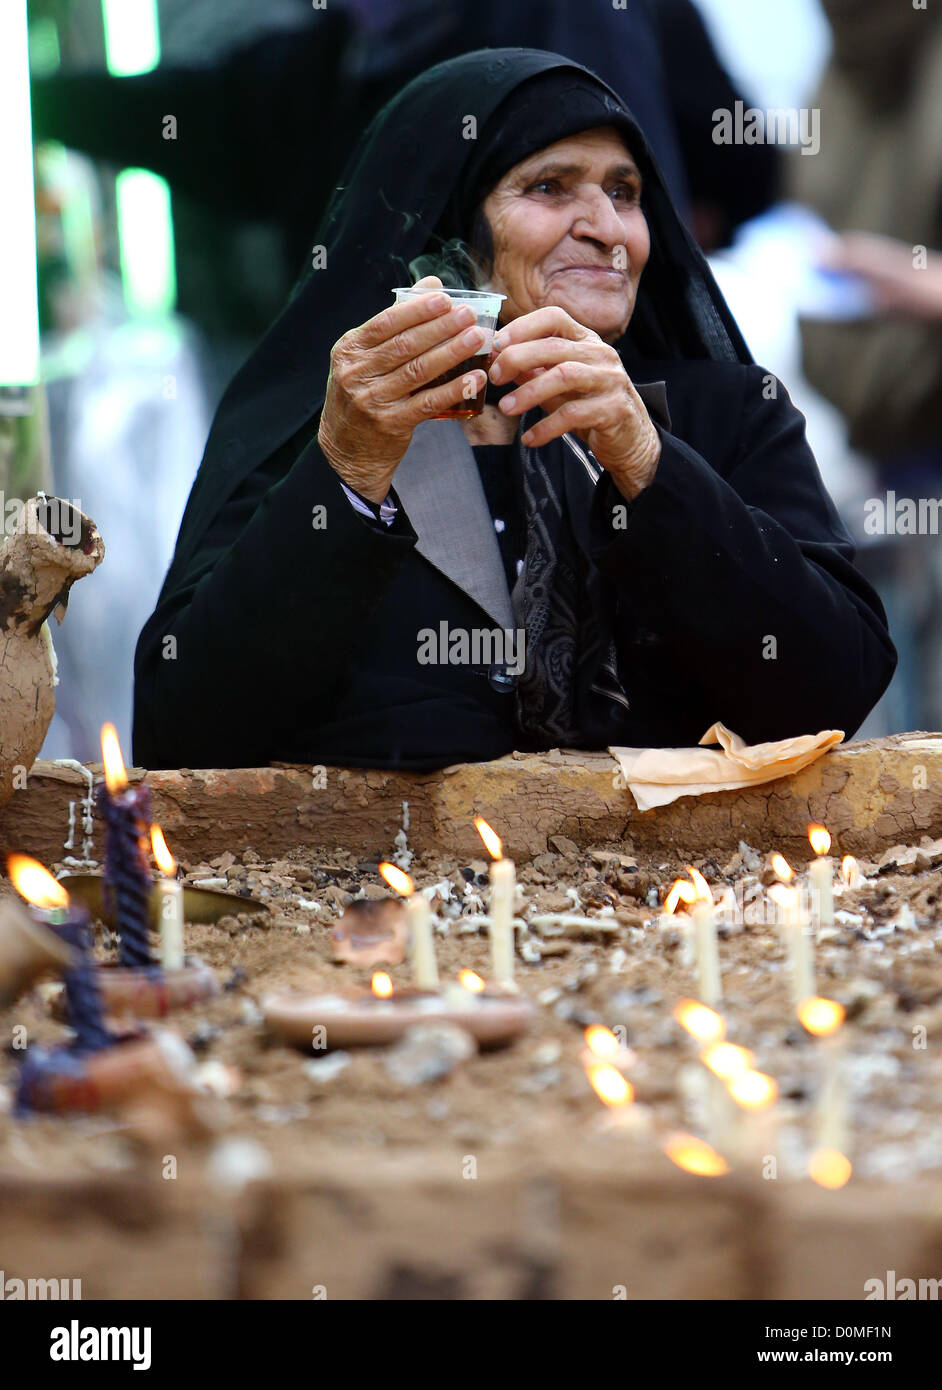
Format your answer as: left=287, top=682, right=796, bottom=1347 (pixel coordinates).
left=610, top=722, right=844, bottom=812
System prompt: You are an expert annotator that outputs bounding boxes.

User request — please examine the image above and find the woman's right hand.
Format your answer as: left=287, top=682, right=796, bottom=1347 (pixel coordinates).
left=317, top=275, right=490, bottom=503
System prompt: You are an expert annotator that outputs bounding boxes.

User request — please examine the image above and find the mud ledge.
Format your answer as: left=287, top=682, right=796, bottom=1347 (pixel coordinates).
left=1, top=733, right=940, bottom=866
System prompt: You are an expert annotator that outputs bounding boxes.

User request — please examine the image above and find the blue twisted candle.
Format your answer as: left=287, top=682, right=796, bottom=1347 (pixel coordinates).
left=52, top=908, right=111, bottom=1053
left=96, top=777, right=154, bottom=968
left=15, top=904, right=113, bottom=1114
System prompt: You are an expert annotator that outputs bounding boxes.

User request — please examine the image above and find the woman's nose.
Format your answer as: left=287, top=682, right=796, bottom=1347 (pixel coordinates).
left=571, top=190, right=627, bottom=249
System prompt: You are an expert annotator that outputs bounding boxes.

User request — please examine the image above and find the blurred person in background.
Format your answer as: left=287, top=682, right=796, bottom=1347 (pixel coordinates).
left=30, top=0, right=780, bottom=392
left=792, top=0, right=942, bottom=733
left=30, top=125, right=208, bottom=763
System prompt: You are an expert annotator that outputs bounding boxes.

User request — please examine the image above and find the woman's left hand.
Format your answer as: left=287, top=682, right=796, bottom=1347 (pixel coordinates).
left=488, top=306, right=661, bottom=500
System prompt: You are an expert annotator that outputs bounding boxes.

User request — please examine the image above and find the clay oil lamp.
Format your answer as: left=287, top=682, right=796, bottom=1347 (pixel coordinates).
left=262, top=964, right=534, bottom=1052
left=263, top=856, right=534, bottom=1050
left=7, top=857, right=195, bottom=1116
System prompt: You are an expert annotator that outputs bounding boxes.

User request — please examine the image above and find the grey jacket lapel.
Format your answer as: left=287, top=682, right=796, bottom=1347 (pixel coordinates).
left=392, top=418, right=515, bottom=630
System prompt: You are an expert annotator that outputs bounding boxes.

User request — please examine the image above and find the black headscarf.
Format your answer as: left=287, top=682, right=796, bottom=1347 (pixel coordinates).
left=160, top=47, right=751, bottom=600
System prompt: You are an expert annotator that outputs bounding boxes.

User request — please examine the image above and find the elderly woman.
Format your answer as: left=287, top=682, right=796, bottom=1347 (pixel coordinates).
left=133, top=49, right=895, bottom=771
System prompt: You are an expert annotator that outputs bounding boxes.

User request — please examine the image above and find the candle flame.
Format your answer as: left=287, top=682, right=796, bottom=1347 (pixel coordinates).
left=6, top=854, right=69, bottom=909
left=797, top=996, right=845, bottom=1038
left=371, top=972, right=394, bottom=998
left=378, top=862, right=414, bottom=897
left=727, top=1069, right=778, bottom=1110
left=664, top=1133, right=729, bottom=1177
left=458, top=968, right=485, bottom=993
left=100, top=721, right=128, bottom=793
left=808, top=1148, right=852, bottom=1189
left=673, top=998, right=726, bottom=1043
left=701, top=1041, right=754, bottom=1080
left=586, top=1063, right=633, bottom=1108
left=841, top=855, right=860, bottom=888
left=664, top=879, right=697, bottom=915
left=768, top=882, right=797, bottom=911
left=473, top=816, right=502, bottom=861
left=584, top=1024, right=620, bottom=1057
left=770, top=853, right=794, bottom=883
left=686, top=866, right=713, bottom=903
left=808, top=824, right=831, bottom=856
left=150, top=824, right=176, bottom=876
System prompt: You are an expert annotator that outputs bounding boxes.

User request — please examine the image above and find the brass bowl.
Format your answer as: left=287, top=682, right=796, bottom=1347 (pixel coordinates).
left=58, top=873, right=269, bottom=928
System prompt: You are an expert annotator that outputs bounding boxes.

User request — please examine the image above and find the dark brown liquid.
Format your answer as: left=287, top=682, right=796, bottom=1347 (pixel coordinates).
left=420, top=352, right=490, bottom=419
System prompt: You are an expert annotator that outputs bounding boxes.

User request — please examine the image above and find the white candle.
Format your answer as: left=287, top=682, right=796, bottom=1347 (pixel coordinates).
left=792, top=888, right=816, bottom=1004
left=808, top=825, right=834, bottom=932
left=157, top=878, right=184, bottom=970
left=408, top=892, right=438, bottom=990
left=692, top=899, right=721, bottom=1006
left=798, top=997, right=848, bottom=1157
left=817, top=1035, right=848, bottom=1155
left=489, top=856, right=516, bottom=987
left=772, top=884, right=815, bottom=1005
left=841, top=855, right=861, bottom=890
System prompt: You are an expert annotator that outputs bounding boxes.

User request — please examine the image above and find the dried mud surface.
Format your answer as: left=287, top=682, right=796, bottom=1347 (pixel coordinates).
left=1, top=832, right=941, bottom=1188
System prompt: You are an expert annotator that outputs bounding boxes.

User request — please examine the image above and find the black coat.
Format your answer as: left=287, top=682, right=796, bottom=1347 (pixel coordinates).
left=132, top=358, right=896, bottom=770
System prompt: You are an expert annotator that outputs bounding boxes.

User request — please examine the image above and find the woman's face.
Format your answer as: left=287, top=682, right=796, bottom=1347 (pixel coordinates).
left=481, top=126, right=649, bottom=344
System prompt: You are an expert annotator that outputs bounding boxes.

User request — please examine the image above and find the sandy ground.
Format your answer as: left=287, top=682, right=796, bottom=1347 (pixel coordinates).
left=1, top=833, right=941, bottom=1185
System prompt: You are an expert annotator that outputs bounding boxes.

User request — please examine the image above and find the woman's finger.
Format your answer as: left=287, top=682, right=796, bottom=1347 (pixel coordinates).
left=497, top=359, right=608, bottom=416
left=519, top=394, right=623, bottom=449
left=373, top=321, right=490, bottom=404
left=353, top=290, right=454, bottom=352
left=490, top=334, right=608, bottom=384
left=491, top=305, right=595, bottom=351
left=394, top=367, right=489, bottom=426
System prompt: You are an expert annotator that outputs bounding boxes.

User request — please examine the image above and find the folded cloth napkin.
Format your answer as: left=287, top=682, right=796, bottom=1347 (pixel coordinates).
left=609, top=722, right=844, bottom=812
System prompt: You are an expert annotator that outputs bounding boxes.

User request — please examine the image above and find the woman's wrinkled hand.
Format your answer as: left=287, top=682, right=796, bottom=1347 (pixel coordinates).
left=317, top=275, right=490, bottom=504
left=488, top=305, right=661, bottom=500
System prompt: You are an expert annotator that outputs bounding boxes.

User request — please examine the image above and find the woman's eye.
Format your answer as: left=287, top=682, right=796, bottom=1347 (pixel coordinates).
left=527, top=179, right=561, bottom=195
left=611, top=183, right=641, bottom=203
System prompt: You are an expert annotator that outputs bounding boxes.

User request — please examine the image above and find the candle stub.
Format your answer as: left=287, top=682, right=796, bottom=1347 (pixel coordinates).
left=489, top=857, right=516, bottom=987
left=408, top=893, right=439, bottom=990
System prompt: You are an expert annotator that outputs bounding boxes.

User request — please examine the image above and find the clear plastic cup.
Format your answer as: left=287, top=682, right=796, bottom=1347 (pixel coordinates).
left=393, top=286, right=506, bottom=419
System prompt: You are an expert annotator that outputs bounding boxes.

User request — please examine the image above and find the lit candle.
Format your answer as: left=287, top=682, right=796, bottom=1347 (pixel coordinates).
left=798, top=996, right=849, bottom=1178
left=841, top=855, right=861, bottom=890
left=807, top=824, right=834, bottom=932
left=769, top=857, right=815, bottom=1005
left=726, top=1068, right=779, bottom=1172
left=474, top=817, right=516, bottom=989
left=151, top=824, right=184, bottom=970
left=379, top=863, right=438, bottom=989
left=97, top=722, right=154, bottom=968
left=7, top=855, right=110, bottom=1052
left=700, top=1040, right=752, bottom=1155
left=688, top=867, right=720, bottom=1006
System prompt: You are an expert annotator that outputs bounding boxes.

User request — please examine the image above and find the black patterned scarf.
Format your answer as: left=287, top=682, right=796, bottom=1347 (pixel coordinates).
left=510, top=411, right=626, bottom=743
